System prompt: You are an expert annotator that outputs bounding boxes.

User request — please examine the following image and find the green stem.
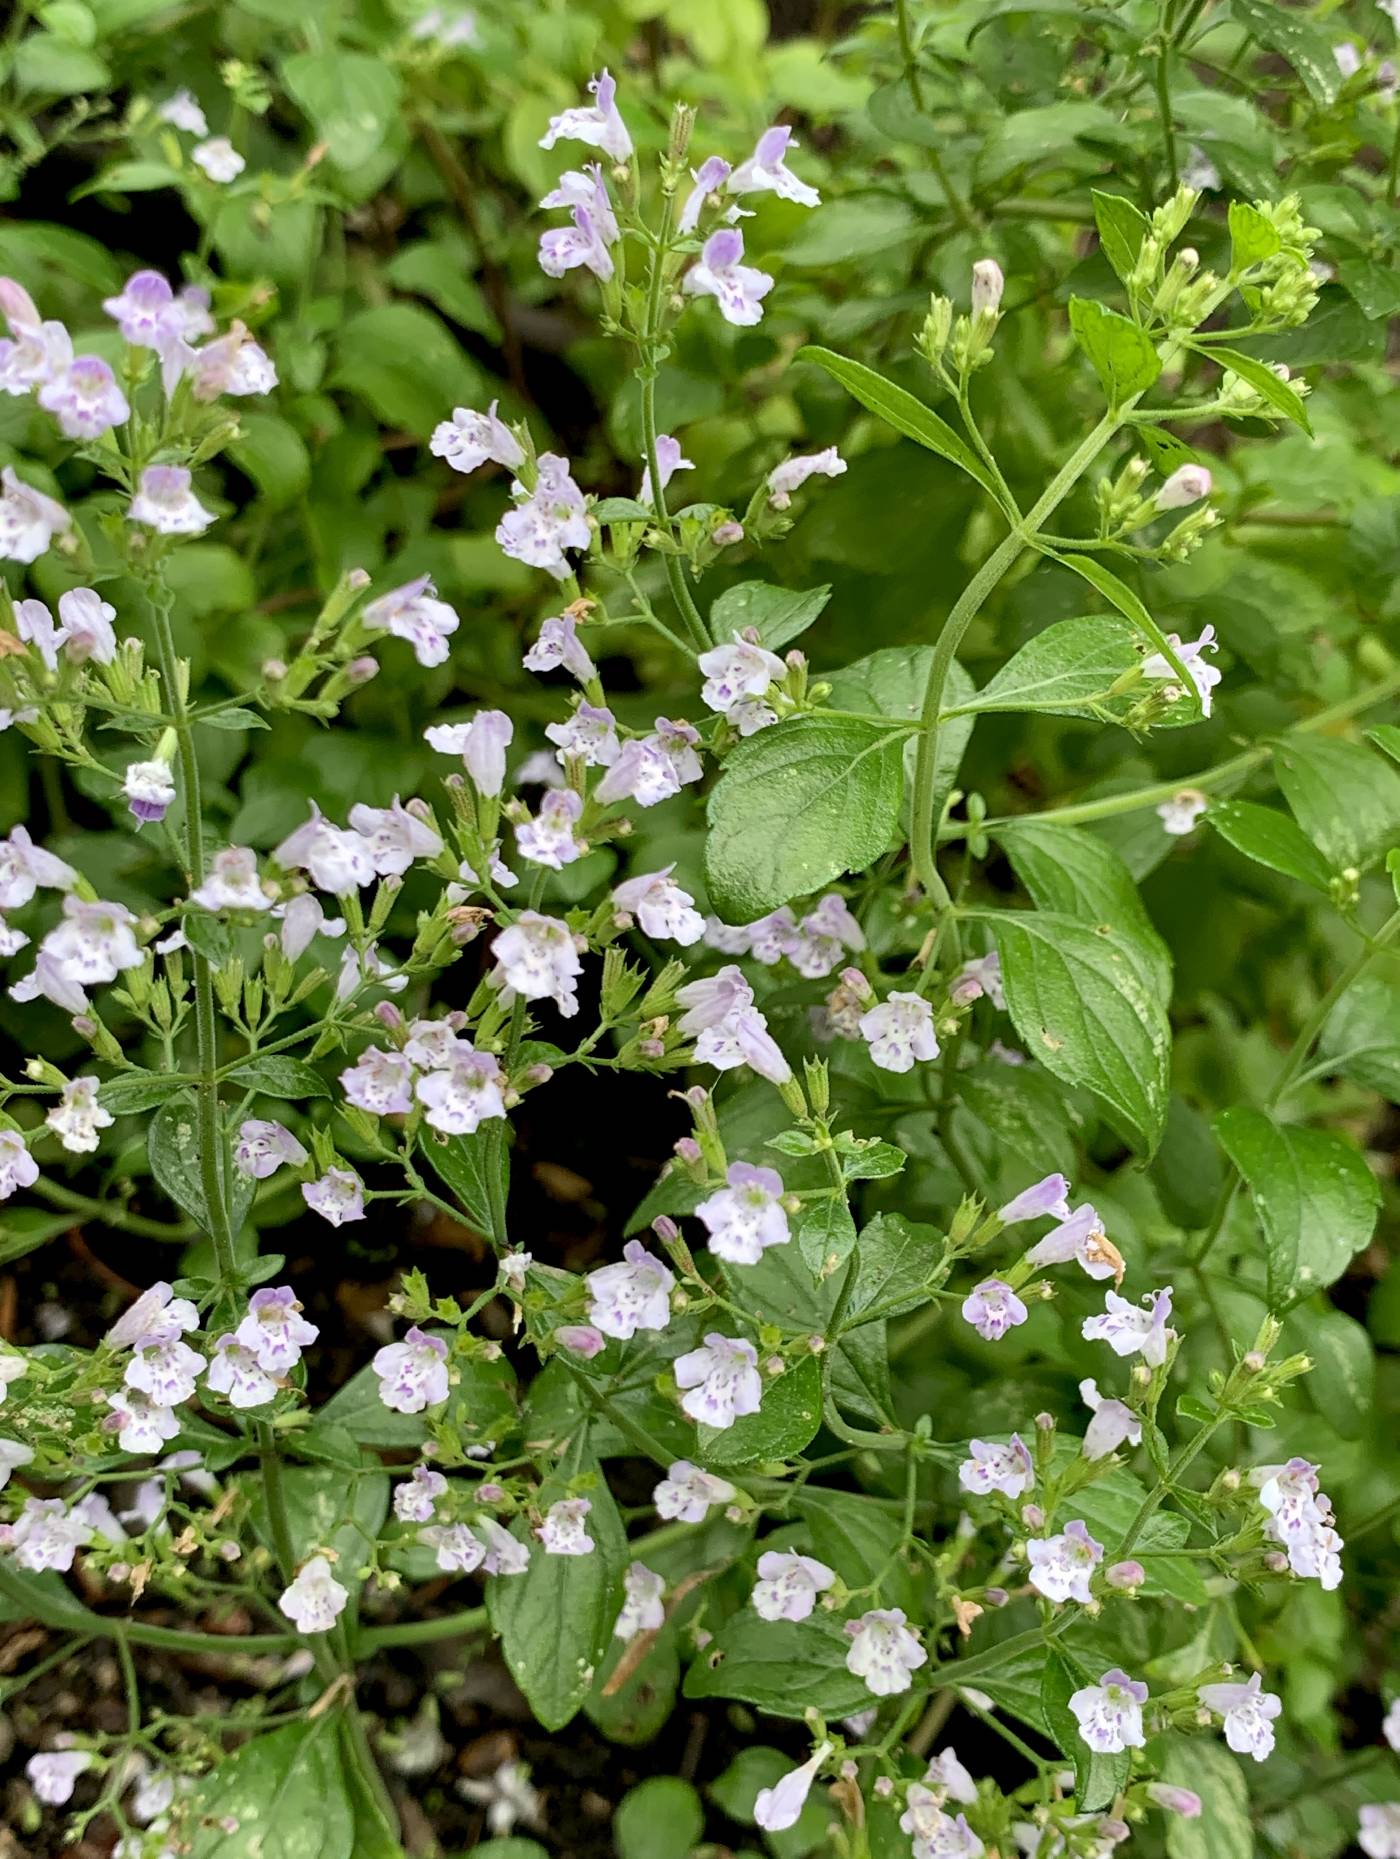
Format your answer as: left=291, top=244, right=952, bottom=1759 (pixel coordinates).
left=1155, top=9, right=1179, bottom=189
left=356, top=1605, right=489, bottom=1654
left=0, top=1560, right=293, bottom=1653
left=1119, top=1413, right=1226, bottom=1555
left=29, top=1176, right=198, bottom=1241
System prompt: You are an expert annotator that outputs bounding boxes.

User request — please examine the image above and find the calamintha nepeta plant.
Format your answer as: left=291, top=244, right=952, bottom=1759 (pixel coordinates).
left=0, top=49, right=1398, bottom=1859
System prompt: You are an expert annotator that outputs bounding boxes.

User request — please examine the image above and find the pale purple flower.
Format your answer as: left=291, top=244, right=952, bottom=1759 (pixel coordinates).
left=430, top=399, right=524, bottom=475
left=697, top=1161, right=790, bottom=1264
left=390, top=1464, right=444, bottom=1524
left=1082, top=1286, right=1174, bottom=1366
left=523, top=614, right=595, bottom=682
left=496, top=452, right=590, bottom=579
left=609, top=866, right=705, bottom=945
left=844, top=1608, right=927, bottom=1696
left=102, top=269, right=183, bottom=350
left=1145, top=1782, right=1202, bottom=1820
left=362, top=575, right=460, bottom=668
left=555, top=1323, right=606, bottom=1357
left=234, top=1286, right=318, bottom=1375
left=14, top=598, right=65, bottom=671
left=33, top=895, right=142, bottom=991
left=0, top=825, right=76, bottom=909
left=279, top=1555, right=348, bottom=1633
left=859, top=991, right=939, bottom=1072
left=954, top=949, right=1005, bottom=1009
left=1384, top=1697, right=1400, bottom=1753
left=1025, top=1204, right=1119, bottom=1280
left=0, top=1437, right=34, bottom=1488
left=275, top=803, right=376, bottom=894
left=998, top=1174, right=1070, bottom=1226
left=490, top=910, right=583, bottom=1016
left=45, top=1077, right=112, bottom=1155
left=782, top=896, right=865, bottom=978
left=193, top=137, right=245, bottom=183
left=1105, top=1559, right=1144, bottom=1590
left=585, top=1239, right=674, bottom=1339
left=925, top=1748, right=979, bottom=1806
left=192, top=846, right=271, bottom=913
left=677, top=155, right=731, bottom=234
left=752, top=1548, right=835, bottom=1621
left=26, top=1750, right=92, bottom=1805
left=0, top=1131, right=36, bottom=1201
left=595, top=717, right=705, bottom=807
left=1143, top=625, right=1221, bottom=717
left=186, top=324, right=277, bottom=400
left=373, top=1327, right=449, bottom=1413
left=123, top=758, right=176, bottom=824
left=303, top=1168, right=366, bottom=1226
left=349, top=797, right=443, bottom=876
left=1027, top=1520, right=1103, bottom=1604
left=516, top=788, right=585, bottom=869
left=653, top=1460, right=736, bottom=1523
left=1155, top=464, right=1212, bottom=512
left=1359, top=1805, right=1400, bottom=1859
left=959, top=1435, right=1033, bottom=1500
left=12, top=1497, right=94, bottom=1571
left=38, top=348, right=131, bottom=439
left=0, top=277, right=67, bottom=392
left=683, top=229, right=774, bottom=327
left=1158, top=787, right=1208, bottom=836
left=961, top=1278, right=1028, bottom=1343
left=104, top=1280, right=198, bottom=1350
left=341, top=1046, right=416, bottom=1116
left=106, top=1386, right=180, bottom=1453
left=901, top=1786, right=984, bottom=1858
left=427, top=709, right=515, bottom=798
left=546, top=701, right=619, bottom=768
left=57, top=587, right=117, bottom=664
left=766, top=447, right=846, bottom=510
left=1079, top=1379, right=1141, bottom=1460
left=698, top=632, right=786, bottom=716
left=204, top=1334, right=278, bottom=1408
left=127, top=465, right=213, bottom=534
left=674, top=1332, right=762, bottom=1429
left=158, top=89, right=208, bottom=134
left=1069, top=1669, right=1148, bottom=1753
left=539, top=203, right=616, bottom=282
left=1198, top=1672, right=1281, bottom=1761
left=478, top=1518, right=530, bottom=1576
left=415, top=1050, right=507, bottom=1134
left=536, top=1496, right=594, bottom=1556
left=422, top=1522, right=485, bottom=1574
left=613, top=1559, right=665, bottom=1640
left=730, top=125, right=820, bottom=207
left=124, top=1332, right=203, bottom=1405
left=539, top=69, right=632, bottom=162
left=234, top=1119, right=308, bottom=1180
left=0, top=466, right=71, bottom=561
left=755, top=1741, right=833, bottom=1833
left=638, top=432, right=694, bottom=505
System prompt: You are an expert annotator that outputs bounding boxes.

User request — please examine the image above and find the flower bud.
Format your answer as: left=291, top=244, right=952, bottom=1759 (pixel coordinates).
left=1106, top=1559, right=1145, bottom=1590
left=1154, top=463, right=1212, bottom=511
left=1146, top=1783, right=1202, bottom=1818
left=555, top=1324, right=606, bottom=1359
left=346, top=567, right=371, bottom=591
left=652, top=1216, right=680, bottom=1244
left=713, top=520, right=744, bottom=547
left=971, top=258, right=1005, bottom=319
left=346, top=655, right=379, bottom=686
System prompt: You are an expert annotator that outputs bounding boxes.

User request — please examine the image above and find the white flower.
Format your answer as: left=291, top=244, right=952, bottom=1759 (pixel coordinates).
left=0, top=828, right=76, bottom=910
left=393, top=1465, right=448, bottom=1523
left=1081, top=1286, right=1174, bottom=1366
left=12, top=1497, right=94, bottom=1571
left=1155, top=464, right=1212, bottom=511
left=901, top=1785, right=985, bottom=1858
left=106, top=1387, right=181, bottom=1454
left=341, top=1046, right=416, bottom=1116
left=674, top=965, right=791, bottom=1084
left=0, top=466, right=70, bottom=562
left=674, top=1332, right=762, bottom=1429
left=536, top=1496, right=594, bottom=1555
left=204, top=1334, right=278, bottom=1408
left=58, top=587, right=117, bottom=664
left=1024, top=1203, right=1121, bottom=1282
left=767, top=447, right=846, bottom=509
left=585, top=1240, right=675, bottom=1339
left=1157, top=787, right=1208, bottom=836
left=696, top=1162, right=790, bottom=1264
left=683, top=229, right=774, bottom=327
left=191, top=846, right=272, bottom=913
left=362, top=575, right=460, bottom=668
left=478, top=1518, right=531, bottom=1576
left=422, top=1523, right=485, bottom=1573
left=958, top=1435, right=1033, bottom=1499
left=595, top=716, right=704, bottom=808
left=192, top=137, right=245, bottom=182
left=125, top=1333, right=203, bottom=1406
left=104, top=1280, right=199, bottom=1350
left=755, top=1741, right=833, bottom=1832
left=275, top=803, right=375, bottom=894
left=158, top=88, right=208, bottom=134
left=0, top=1353, right=25, bottom=1401
left=547, top=701, right=620, bottom=768
left=653, top=1460, right=736, bottom=1523
left=0, top=1130, right=37, bottom=1202
left=925, top=1747, right=979, bottom=1806
left=539, top=68, right=632, bottom=162
left=1068, top=1668, right=1148, bottom=1753
left=516, top=788, right=585, bottom=869
left=697, top=632, right=786, bottom=716
left=430, top=400, right=525, bottom=475
left=127, top=465, right=213, bottom=534
left=1079, top=1379, right=1141, bottom=1460
left=1142, top=625, right=1221, bottom=718
left=426, top=709, right=514, bottom=795
left=844, top=1608, right=927, bottom=1696
left=1384, top=1697, right=1400, bottom=1754
left=677, top=154, right=731, bottom=234
left=457, top=1759, right=543, bottom=1836
left=523, top=614, right=595, bottom=682
left=614, top=1560, right=665, bottom=1639
left=729, top=125, right=820, bottom=207
left=416, top=1051, right=508, bottom=1134
left=960, top=1278, right=1028, bottom=1343
left=373, top=1327, right=450, bottom=1413
left=611, top=866, right=704, bottom=944
left=1027, top=1520, right=1103, bottom=1604
left=26, top=1750, right=93, bottom=1805
left=349, top=797, right=443, bottom=876
left=0, top=1437, right=34, bottom=1488
left=751, top=1548, right=835, bottom=1621
left=496, top=452, right=590, bottom=580
left=234, top=1118, right=308, bottom=1180
left=279, top=1555, right=348, bottom=1633
left=1360, top=1805, right=1400, bottom=1859
left=971, top=258, right=1005, bottom=319
left=37, top=348, right=130, bottom=440
left=490, top=910, right=583, bottom=1016
left=234, top=1286, right=318, bottom=1375
left=1198, top=1673, right=1282, bottom=1761
left=859, top=991, right=939, bottom=1072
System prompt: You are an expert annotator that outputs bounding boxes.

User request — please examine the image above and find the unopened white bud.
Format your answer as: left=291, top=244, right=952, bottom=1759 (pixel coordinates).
left=1155, top=463, right=1212, bottom=511
left=971, top=258, right=1005, bottom=319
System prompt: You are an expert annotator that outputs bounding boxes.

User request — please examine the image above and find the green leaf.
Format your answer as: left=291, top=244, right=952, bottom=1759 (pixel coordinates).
left=316, top=1361, right=428, bottom=1450
left=1284, top=1305, right=1373, bottom=1440
left=1367, top=723, right=1400, bottom=769
left=199, top=705, right=269, bottom=731
left=148, top=1093, right=255, bottom=1237
left=1196, top=342, right=1313, bottom=434
left=224, top=1056, right=331, bottom=1101
left=1045, top=551, right=1200, bottom=719
left=331, top=303, right=481, bottom=434
left=997, top=819, right=1171, bottom=996
left=488, top=1434, right=624, bottom=1731
left=1274, top=735, right=1400, bottom=872
left=1230, top=0, right=1341, bottom=105
left=281, top=52, right=403, bottom=169
left=97, top=1070, right=184, bottom=1116
left=796, top=1487, right=913, bottom=1599
left=13, top=33, right=109, bottom=94
left=825, top=646, right=976, bottom=835
left=187, top=1721, right=358, bottom=1858
left=249, top=1463, right=388, bottom=1611
left=795, top=346, right=1004, bottom=502
left=704, top=715, right=906, bottom=922
left=972, top=908, right=1170, bottom=1153
left=614, top=1777, right=705, bottom=1859
left=1067, top=298, right=1161, bottom=406
left=1319, top=974, right=1400, bottom=1101
left=1227, top=197, right=1282, bottom=271
left=696, top=1354, right=823, bottom=1468
left=850, top=1212, right=944, bottom=1319
left=797, top=1194, right=858, bottom=1274
left=591, top=497, right=654, bottom=523
left=418, top=1126, right=505, bottom=1238
left=957, top=615, right=1140, bottom=720
left=1092, top=191, right=1149, bottom=286
left=839, top=1139, right=906, bottom=1182
left=683, top=1612, right=875, bottom=1718
left=1208, top=798, right=1335, bottom=892
left=227, top=414, right=313, bottom=509
left=709, top=582, right=832, bottom=653
left=183, top=911, right=233, bottom=968
left=1041, top=1649, right=1128, bottom=1813
left=71, top=160, right=179, bottom=198
left=1214, top=1105, right=1380, bottom=1304
left=1158, top=1734, right=1254, bottom=1859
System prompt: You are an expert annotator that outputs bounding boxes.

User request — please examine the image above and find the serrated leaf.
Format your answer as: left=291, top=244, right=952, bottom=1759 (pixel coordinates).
left=1196, top=342, right=1313, bottom=434
left=418, top=1126, right=505, bottom=1238
left=704, top=714, right=906, bottom=921
left=1209, top=797, right=1335, bottom=891
left=1158, top=1734, right=1253, bottom=1859
left=187, top=1721, right=357, bottom=1858
left=1091, top=190, right=1149, bottom=286
left=183, top=911, right=232, bottom=968
left=958, top=615, right=1141, bottom=720
left=198, top=704, right=270, bottom=731
left=1231, top=0, right=1341, bottom=105
left=796, top=1195, right=858, bottom=1274
left=683, top=1611, right=875, bottom=1718
left=97, top=1070, right=185, bottom=1115
left=1227, top=197, right=1282, bottom=271
left=709, top=582, right=832, bottom=652
left=1214, top=1105, right=1380, bottom=1304
left=1067, top=297, right=1161, bottom=406
left=971, top=908, right=1170, bottom=1153
left=148, top=1093, right=255, bottom=1237
left=1274, top=735, right=1400, bottom=872
left=224, top=1056, right=331, bottom=1100
left=696, top=1354, right=823, bottom=1468
left=997, top=818, right=1171, bottom=996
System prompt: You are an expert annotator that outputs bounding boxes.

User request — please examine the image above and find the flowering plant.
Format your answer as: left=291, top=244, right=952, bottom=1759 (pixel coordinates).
left=1, top=4, right=1400, bottom=1858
